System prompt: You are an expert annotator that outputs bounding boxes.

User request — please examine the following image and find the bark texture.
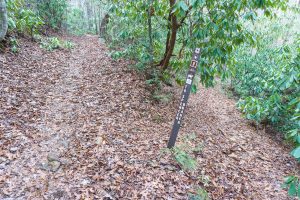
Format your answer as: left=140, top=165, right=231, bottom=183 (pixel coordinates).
left=147, top=0, right=154, bottom=66
left=161, top=0, right=178, bottom=71
left=100, top=14, right=109, bottom=39
left=0, top=0, right=8, bottom=41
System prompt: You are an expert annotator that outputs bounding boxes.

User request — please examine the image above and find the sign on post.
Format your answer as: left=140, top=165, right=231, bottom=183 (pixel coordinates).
left=167, top=48, right=201, bottom=148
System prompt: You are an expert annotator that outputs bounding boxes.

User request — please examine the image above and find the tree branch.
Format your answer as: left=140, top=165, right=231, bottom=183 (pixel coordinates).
left=177, top=5, right=193, bottom=28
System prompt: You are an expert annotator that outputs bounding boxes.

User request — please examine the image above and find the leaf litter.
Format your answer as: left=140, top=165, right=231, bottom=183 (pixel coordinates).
left=0, top=35, right=298, bottom=199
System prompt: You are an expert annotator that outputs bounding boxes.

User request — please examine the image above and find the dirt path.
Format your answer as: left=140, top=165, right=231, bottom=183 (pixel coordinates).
left=0, top=36, right=298, bottom=199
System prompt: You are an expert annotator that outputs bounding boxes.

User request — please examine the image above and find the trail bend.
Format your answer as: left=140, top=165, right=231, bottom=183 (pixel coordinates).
left=0, top=36, right=297, bottom=199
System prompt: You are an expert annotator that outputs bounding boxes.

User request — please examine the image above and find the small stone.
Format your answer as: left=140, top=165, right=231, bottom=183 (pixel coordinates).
left=81, top=179, right=91, bottom=185
left=39, top=162, right=50, bottom=171
left=86, top=142, right=92, bottom=147
left=60, top=140, right=69, bottom=148
left=47, top=153, right=60, bottom=162
left=0, top=157, right=7, bottom=164
left=52, top=190, right=65, bottom=199
left=95, top=136, right=104, bottom=145
left=49, top=161, right=61, bottom=172
left=9, top=147, right=18, bottom=153
left=60, top=158, right=70, bottom=165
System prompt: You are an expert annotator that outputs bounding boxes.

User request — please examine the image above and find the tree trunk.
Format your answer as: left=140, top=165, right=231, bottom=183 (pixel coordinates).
left=0, top=0, right=8, bottom=41
left=94, top=6, right=98, bottom=34
left=100, top=14, right=109, bottom=39
left=159, top=14, right=171, bottom=66
left=147, top=0, right=154, bottom=66
left=99, top=5, right=102, bottom=37
left=86, top=2, right=92, bottom=31
left=161, top=0, right=178, bottom=71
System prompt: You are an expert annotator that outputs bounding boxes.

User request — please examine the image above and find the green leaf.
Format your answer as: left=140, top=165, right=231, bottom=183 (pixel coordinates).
left=296, top=135, right=300, bottom=144
left=287, top=129, right=298, bottom=139
left=176, top=77, right=185, bottom=86
left=284, top=176, right=296, bottom=184
left=288, top=182, right=297, bottom=196
left=178, top=1, right=189, bottom=11
left=291, top=147, right=300, bottom=159
left=8, top=17, right=16, bottom=29
left=191, top=84, right=197, bottom=94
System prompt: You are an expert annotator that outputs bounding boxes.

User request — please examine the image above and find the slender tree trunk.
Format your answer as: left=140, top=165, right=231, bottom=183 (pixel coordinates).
left=161, top=14, right=171, bottom=65
left=189, top=14, right=193, bottom=38
left=86, top=2, right=92, bottom=31
left=94, top=6, right=98, bottom=34
left=147, top=0, right=154, bottom=66
left=162, top=21, right=178, bottom=70
left=98, top=5, right=101, bottom=36
left=0, top=0, right=8, bottom=41
left=161, top=0, right=178, bottom=71
left=100, top=14, right=109, bottom=39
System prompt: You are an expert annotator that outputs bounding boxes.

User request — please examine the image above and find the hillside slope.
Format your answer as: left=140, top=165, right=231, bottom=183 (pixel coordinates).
left=0, top=36, right=297, bottom=199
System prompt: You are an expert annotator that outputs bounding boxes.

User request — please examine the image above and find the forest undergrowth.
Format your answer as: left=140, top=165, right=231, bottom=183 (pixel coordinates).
left=1, top=0, right=300, bottom=199
left=0, top=35, right=298, bottom=199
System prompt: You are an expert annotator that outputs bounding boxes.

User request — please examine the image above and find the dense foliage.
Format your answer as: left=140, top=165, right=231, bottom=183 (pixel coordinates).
left=65, top=0, right=106, bottom=35
left=225, top=8, right=300, bottom=198
left=104, top=1, right=300, bottom=197
left=36, top=0, right=67, bottom=30
left=1, top=0, right=299, bottom=198
left=65, top=7, right=86, bottom=35
left=2, top=0, right=105, bottom=39
left=232, top=11, right=299, bottom=134
left=0, top=0, right=80, bottom=53
left=106, top=0, right=286, bottom=88
left=7, top=0, right=43, bottom=37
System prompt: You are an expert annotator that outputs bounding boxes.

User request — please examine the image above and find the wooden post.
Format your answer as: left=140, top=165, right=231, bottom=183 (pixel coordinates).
left=167, top=48, right=201, bottom=148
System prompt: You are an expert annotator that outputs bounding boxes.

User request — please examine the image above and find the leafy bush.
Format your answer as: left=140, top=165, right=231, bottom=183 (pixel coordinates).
left=36, top=0, right=67, bottom=29
left=230, top=11, right=299, bottom=136
left=40, top=37, right=61, bottom=51
left=188, top=187, right=210, bottom=200
left=7, top=0, right=44, bottom=37
left=105, top=0, right=286, bottom=89
left=169, top=133, right=204, bottom=171
left=173, top=147, right=197, bottom=171
left=9, top=37, right=19, bottom=53
left=227, top=9, right=300, bottom=198
left=282, top=176, right=300, bottom=198
left=39, top=36, right=74, bottom=51
left=63, top=40, right=74, bottom=49
left=65, top=7, right=86, bottom=35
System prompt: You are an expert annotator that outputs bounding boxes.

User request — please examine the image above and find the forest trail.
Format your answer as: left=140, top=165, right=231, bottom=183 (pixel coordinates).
left=0, top=36, right=298, bottom=199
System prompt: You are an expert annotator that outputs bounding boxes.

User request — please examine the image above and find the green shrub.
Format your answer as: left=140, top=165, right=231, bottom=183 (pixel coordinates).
left=228, top=10, right=300, bottom=198
left=65, top=7, right=86, bottom=35
left=282, top=176, right=300, bottom=198
left=9, top=37, right=19, bottom=53
left=63, top=40, right=75, bottom=49
left=36, top=0, right=67, bottom=29
left=39, top=37, right=74, bottom=51
left=173, top=147, right=197, bottom=171
left=230, top=12, right=300, bottom=136
left=40, top=37, right=61, bottom=51
left=169, top=133, right=204, bottom=171
left=188, top=187, right=210, bottom=200
left=7, top=0, right=44, bottom=37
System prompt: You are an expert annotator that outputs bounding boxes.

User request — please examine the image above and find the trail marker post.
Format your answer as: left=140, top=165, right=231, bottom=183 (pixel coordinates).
left=167, top=48, right=201, bottom=148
